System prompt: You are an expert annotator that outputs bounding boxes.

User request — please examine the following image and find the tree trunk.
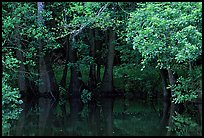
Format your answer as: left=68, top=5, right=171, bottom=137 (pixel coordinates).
left=95, top=28, right=102, bottom=83
left=14, top=22, right=27, bottom=136
left=59, top=37, right=69, bottom=128
left=69, top=65, right=83, bottom=125
left=60, top=37, right=69, bottom=88
left=37, top=2, right=59, bottom=135
left=88, top=29, right=97, bottom=90
left=159, top=69, right=171, bottom=135
left=87, top=29, right=100, bottom=135
left=59, top=6, right=70, bottom=122
left=198, top=81, right=202, bottom=130
left=60, top=5, right=70, bottom=88
left=166, top=68, right=177, bottom=136
left=38, top=2, right=51, bottom=135
left=97, top=64, right=101, bottom=83
left=68, top=36, right=83, bottom=127
left=16, top=50, right=26, bottom=93
left=44, top=54, right=60, bottom=101
left=101, top=29, right=116, bottom=136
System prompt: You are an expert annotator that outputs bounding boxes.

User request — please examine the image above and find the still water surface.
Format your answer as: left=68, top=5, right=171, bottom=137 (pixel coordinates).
left=10, top=98, right=161, bottom=136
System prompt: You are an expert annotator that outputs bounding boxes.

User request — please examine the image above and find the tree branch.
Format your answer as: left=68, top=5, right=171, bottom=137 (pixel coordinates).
left=117, top=2, right=131, bottom=15
left=54, top=3, right=110, bottom=40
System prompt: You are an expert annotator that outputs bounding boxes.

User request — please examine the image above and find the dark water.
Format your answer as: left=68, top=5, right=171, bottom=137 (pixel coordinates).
left=10, top=98, right=161, bottom=136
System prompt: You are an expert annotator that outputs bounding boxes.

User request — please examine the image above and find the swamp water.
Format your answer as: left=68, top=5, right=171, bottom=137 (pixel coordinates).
left=9, top=98, right=161, bottom=136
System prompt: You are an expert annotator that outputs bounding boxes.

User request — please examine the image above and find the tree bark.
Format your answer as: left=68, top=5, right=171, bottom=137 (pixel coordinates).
left=14, top=21, right=27, bottom=136
left=88, top=29, right=97, bottom=90
left=59, top=8, right=70, bottom=125
left=95, top=29, right=102, bottom=83
left=159, top=69, right=171, bottom=135
left=68, top=36, right=83, bottom=127
left=101, top=29, right=116, bottom=136
left=166, top=68, right=177, bottom=136
left=37, top=2, right=50, bottom=135
left=37, top=2, right=59, bottom=135
left=87, top=29, right=101, bottom=135
left=44, top=54, right=60, bottom=101
left=97, top=64, right=101, bottom=83
left=59, top=37, right=69, bottom=128
left=60, top=5, right=70, bottom=88
left=60, top=37, right=69, bottom=88
left=198, top=81, right=202, bottom=130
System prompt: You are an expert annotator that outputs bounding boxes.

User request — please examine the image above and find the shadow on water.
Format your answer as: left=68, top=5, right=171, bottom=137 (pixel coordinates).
left=10, top=97, right=161, bottom=136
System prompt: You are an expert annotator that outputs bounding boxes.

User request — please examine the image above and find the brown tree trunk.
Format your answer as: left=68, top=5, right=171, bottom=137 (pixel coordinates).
left=101, top=29, right=116, bottom=136
left=159, top=69, right=171, bottom=135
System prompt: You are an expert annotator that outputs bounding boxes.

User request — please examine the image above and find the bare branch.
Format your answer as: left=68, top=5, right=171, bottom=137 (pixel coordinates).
left=54, top=2, right=110, bottom=40
left=2, top=47, right=25, bottom=53
left=117, top=2, right=131, bottom=15
left=73, top=2, right=109, bottom=37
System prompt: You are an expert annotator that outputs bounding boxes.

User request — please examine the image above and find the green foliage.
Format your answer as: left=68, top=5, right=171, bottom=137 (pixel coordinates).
left=168, top=114, right=202, bottom=136
left=2, top=51, right=21, bottom=70
left=115, top=44, right=141, bottom=65
left=114, top=64, right=161, bottom=96
left=58, top=85, right=67, bottom=105
left=172, top=77, right=198, bottom=104
left=126, top=2, right=202, bottom=69
left=81, top=89, right=91, bottom=104
left=2, top=2, right=202, bottom=136
left=2, top=72, right=23, bottom=136
left=76, top=40, right=94, bottom=65
left=80, top=104, right=89, bottom=120
left=125, top=3, right=202, bottom=136
left=113, top=100, right=161, bottom=136
left=2, top=2, right=38, bottom=135
left=171, top=65, right=202, bottom=104
left=80, top=56, right=94, bottom=65
left=2, top=49, right=23, bottom=135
